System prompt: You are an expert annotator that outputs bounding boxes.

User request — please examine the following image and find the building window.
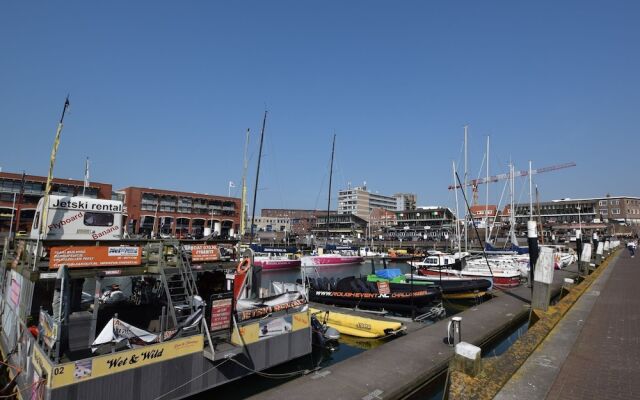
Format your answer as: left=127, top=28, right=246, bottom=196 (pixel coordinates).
left=611, top=208, right=620, bottom=215
left=610, top=200, right=619, bottom=205
left=598, top=200, right=607, bottom=206
left=599, top=209, right=608, bottom=215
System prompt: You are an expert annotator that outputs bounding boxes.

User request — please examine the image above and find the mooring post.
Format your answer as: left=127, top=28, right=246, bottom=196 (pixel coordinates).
left=527, top=221, right=539, bottom=290
left=532, top=246, right=554, bottom=311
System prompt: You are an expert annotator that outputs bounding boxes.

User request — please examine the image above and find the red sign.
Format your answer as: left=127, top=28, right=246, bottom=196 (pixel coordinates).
left=49, top=246, right=141, bottom=269
left=210, top=298, right=232, bottom=331
left=376, top=281, right=390, bottom=295
left=191, top=245, right=220, bottom=262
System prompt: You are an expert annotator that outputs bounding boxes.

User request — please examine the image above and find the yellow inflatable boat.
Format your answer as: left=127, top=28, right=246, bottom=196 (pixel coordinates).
left=310, top=307, right=405, bottom=338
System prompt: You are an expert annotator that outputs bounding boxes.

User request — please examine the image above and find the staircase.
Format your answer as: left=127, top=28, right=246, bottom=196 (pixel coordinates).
left=156, top=240, right=199, bottom=328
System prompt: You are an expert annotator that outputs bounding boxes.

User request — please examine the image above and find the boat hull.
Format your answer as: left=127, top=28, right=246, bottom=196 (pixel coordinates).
left=419, top=268, right=521, bottom=288
left=302, top=255, right=364, bottom=267
left=252, top=259, right=301, bottom=270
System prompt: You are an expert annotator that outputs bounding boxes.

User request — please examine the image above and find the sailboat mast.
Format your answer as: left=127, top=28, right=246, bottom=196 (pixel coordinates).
left=240, top=128, right=250, bottom=237
left=453, top=160, right=461, bottom=253
left=463, top=125, right=468, bottom=252
left=326, top=134, right=336, bottom=244
left=485, top=135, right=489, bottom=243
left=250, top=111, right=267, bottom=243
left=529, top=160, right=533, bottom=220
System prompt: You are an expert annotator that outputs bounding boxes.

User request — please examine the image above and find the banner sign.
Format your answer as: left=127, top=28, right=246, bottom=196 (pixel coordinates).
left=191, top=244, right=220, bottom=262
left=49, top=246, right=141, bottom=269
left=580, top=243, right=592, bottom=263
left=9, top=271, right=21, bottom=308
left=534, top=247, right=555, bottom=284
left=32, top=335, right=203, bottom=389
left=39, top=310, right=58, bottom=348
left=210, top=297, right=232, bottom=331
left=236, top=299, right=307, bottom=321
left=376, top=281, right=390, bottom=295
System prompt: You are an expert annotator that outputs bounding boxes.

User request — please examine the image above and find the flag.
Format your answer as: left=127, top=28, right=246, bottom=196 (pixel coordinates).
left=229, top=181, right=236, bottom=188
left=84, top=157, right=90, bottom=188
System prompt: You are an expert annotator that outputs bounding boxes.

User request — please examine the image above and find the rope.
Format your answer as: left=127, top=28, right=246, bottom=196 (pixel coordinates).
left=227, top=357, right=315, bottom=378
left=152, top=358, right=232, bottom=400
left=0, top=378, right=46, bottom=399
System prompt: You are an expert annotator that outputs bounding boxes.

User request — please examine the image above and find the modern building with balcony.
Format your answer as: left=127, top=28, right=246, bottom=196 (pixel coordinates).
left=0, top=171, right=112, bottom=235
left=338, top=184, right=416, bottom=220
left=386, top=206, right=457, bottom=241
left=506, top=195, right=640, bottom=237
left=120, top=187, right=240, bottom=238
left=260, top=209, right=331, bottom=237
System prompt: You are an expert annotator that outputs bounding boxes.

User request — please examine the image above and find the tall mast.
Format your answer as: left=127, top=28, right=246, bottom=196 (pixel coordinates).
left=326, top=134, right=336, bottom=245
left=463, top=125, right=468, bottom=251
left=240, top=128, right=250, bottom=237
left=39, top=96, right=70, bottom=239
left=250, top=111, right=267, bottom=244
left=485, top=135, right=489, bottom=243
left=82, top=157, right=89, bottom=197
left=529, top=160, right=533, bottom=220
left=453, top=160, right=461, bottom=253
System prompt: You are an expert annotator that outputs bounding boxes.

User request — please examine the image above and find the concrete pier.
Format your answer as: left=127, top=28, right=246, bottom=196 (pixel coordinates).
left=249, top=266, right=582, bottom=400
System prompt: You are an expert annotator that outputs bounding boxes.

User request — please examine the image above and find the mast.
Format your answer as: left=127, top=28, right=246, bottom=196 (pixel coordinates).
left=463, top=125, right=468, bottom=251
left=250, top=111, right=267, bottom=244
left=240, top=128, right=250, bottom=237
left=39, top=97, right=70, bottom=239
left=485, top=135, right=489, bottom=243
left=453, top=161, right=461, bottom=253
left=326, top=134, right=336, bottom=245
left=529, top=160, right=533, bottom=220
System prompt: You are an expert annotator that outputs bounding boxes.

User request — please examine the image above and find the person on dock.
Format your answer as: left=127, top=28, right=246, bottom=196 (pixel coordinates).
left=627, top=240, right=636, bottom=258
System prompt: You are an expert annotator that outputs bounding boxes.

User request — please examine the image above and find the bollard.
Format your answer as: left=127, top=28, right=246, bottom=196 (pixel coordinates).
left=447, top=316, right=462, bottom=346
left=451, top=342, right=482, bottom=377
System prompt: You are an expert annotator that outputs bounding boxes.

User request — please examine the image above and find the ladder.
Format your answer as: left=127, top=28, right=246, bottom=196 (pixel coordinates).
left=157, top=240, right=199, bottom=328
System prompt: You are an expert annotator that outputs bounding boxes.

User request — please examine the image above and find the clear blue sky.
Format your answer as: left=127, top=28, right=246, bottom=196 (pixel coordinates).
left=2, top=1, right=639, bottom=212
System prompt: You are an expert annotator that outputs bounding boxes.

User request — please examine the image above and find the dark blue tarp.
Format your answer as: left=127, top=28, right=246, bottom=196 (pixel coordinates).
left=325, top=245, right=357, bottom=251
left=250, top=244, right=298, bottom=253
left=485, top=242, right=529, bottom=255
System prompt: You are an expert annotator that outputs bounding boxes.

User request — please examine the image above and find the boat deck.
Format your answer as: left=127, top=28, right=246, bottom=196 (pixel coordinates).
left=249, top=264, right=581, bottom=400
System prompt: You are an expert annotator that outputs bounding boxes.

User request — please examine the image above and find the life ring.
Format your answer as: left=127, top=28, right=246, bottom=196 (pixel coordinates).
left=237, top=258, right=251, bottom=274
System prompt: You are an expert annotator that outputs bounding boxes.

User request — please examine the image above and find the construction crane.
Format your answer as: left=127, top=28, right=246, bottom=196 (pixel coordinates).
left=448, top=161, right=576, bottom=205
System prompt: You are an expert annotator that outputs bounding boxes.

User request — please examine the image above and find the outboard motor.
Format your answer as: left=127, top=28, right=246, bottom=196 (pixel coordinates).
left=311, top=313, right=340, bottom=351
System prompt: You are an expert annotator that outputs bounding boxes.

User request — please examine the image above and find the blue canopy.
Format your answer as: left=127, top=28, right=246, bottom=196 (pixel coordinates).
left=375, top=269, right=403, bottom=279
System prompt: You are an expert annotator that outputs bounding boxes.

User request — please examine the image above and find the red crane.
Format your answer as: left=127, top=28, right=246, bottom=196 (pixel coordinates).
left=448, top=162, right=576, bottom=205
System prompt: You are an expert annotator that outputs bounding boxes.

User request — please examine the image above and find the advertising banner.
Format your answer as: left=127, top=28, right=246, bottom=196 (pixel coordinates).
left=191, top=244, right=220, bottom=262
left=32, top=335, right=203, bottom=389
left=49, top=246, right=141, bottom=269
left=210, top=297, right=232, bottom=332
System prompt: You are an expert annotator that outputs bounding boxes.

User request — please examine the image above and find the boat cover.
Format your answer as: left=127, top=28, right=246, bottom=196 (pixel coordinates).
left=375, top=269, right=403, bottom=279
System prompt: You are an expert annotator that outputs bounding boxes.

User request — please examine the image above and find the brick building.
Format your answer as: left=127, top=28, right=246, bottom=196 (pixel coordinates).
left=0, top=171, right=112, bottom=235
left=120, top=187, right=240, bottom=238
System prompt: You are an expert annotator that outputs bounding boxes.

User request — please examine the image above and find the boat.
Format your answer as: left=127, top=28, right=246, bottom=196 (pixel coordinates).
left=305, top=275, right=442, bottom=314
left=250, top=244, right=301, bottom=270
left=309, top=307, right=405, bottom=338
left=366, top=268, right=492, bottom=300
left=414, top=253, right=521, bottom=288
left=301, top=245, right=364, bottom=267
